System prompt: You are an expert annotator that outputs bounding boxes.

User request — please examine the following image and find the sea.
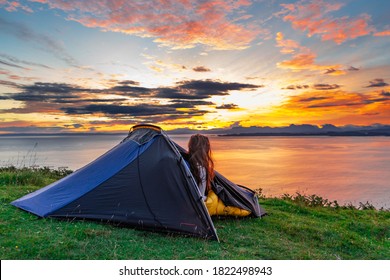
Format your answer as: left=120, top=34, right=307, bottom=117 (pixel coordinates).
left=1, top=134, right=389, bottom=209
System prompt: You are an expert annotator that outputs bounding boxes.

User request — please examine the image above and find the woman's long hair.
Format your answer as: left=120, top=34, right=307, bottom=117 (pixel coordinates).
left=188, top=134, right=215, bottom=193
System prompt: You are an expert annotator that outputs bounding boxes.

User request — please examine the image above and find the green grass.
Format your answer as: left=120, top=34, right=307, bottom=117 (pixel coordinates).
left=1, top=167, right=389, bottom=260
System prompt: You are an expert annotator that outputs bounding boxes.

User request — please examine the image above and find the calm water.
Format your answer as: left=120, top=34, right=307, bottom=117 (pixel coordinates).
left=1, top=134, right=389, bottom=208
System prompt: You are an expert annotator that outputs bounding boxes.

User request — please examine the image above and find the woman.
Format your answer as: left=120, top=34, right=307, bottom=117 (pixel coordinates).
left=187, top=134, right=251, bottom=217
left=187, top=134, right=214, bottom=199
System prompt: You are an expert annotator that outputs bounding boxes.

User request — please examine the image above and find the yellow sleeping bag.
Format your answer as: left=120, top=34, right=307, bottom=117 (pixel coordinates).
left=205, top=190, right=251, bottom=217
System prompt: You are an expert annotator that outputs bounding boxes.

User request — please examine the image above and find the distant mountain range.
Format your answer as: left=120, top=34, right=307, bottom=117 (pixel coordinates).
left=1, top=124, right=389, bottom=137
left=167, top=124, right=390, bottom=136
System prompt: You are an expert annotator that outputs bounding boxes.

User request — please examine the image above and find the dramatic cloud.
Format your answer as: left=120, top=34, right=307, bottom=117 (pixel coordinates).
left=275, top=32, right=344, bottom=73
left=27, top=0, right=260, bottom=50
left=106, top=79, right=262, bottom=99
left=61, top=103, right=211, bottom=123
left=4, top=79, right=261, bottom=103
left=366, top=78, right=388, bottom=88
left=280, top=0, right=373, bottom=44
left=62, top=104, right=177, bottom=116
left=6, top=82, right=88, bottom=102
left=1, top=82, right=125, bottom=115
left=282, top=89, right=390, bottom=112
left=2, top=79, right=260, bottom=123
left=176, top=79, right=261, bottom=98
left=277, top=51, right=344, bottom=74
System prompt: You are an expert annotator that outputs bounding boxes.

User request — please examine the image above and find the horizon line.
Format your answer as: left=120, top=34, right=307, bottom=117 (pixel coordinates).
left=1, top=123, right=390, bottom=136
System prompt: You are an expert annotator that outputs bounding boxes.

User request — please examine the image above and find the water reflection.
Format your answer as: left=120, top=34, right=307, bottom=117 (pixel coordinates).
left=172, top=135, right=390, bottom=208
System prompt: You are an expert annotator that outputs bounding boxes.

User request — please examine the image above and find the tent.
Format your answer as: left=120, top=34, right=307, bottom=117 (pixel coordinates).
left=11, top=124, right=266, bottom=241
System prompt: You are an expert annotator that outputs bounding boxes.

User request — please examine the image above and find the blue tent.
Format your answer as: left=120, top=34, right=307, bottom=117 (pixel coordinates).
left=11, top=124, right=265, bottom=240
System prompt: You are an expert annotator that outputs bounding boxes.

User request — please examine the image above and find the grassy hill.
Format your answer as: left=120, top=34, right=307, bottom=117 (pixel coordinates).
left=1, top=167, right=389, bottom=260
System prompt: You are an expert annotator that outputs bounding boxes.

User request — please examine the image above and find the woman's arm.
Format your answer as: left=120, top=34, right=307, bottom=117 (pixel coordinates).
left=198, top=165, right=207, bottom=199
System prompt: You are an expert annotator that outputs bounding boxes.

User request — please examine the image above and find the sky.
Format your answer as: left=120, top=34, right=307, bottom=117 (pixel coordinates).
left=0, top=0, right=390, bottom=133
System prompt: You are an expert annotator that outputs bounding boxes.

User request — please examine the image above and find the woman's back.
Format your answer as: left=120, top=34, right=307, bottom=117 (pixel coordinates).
left=187, top=134, right=214, bottom=197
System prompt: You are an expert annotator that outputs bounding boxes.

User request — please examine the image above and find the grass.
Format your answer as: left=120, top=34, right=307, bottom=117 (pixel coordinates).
left=0, top=167, right=389, bottom=260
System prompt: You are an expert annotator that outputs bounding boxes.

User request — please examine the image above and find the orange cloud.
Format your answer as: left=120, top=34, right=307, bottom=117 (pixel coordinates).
left=278, top=52, right=317, bottom=70
left=275, top=32, right=345, bottom=73
left=279, top=88, right=390, bottom=122
left=251, top=87, right=390, bottom=126
left=275, top=32, right=300, bottom=54
left=374, top=30, right=390, bottom=37
left=286, top=90, right=364, bottom=110
left=280, top=0, right=373, bottom=44
left=29, top=0, right=259, bottom=50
